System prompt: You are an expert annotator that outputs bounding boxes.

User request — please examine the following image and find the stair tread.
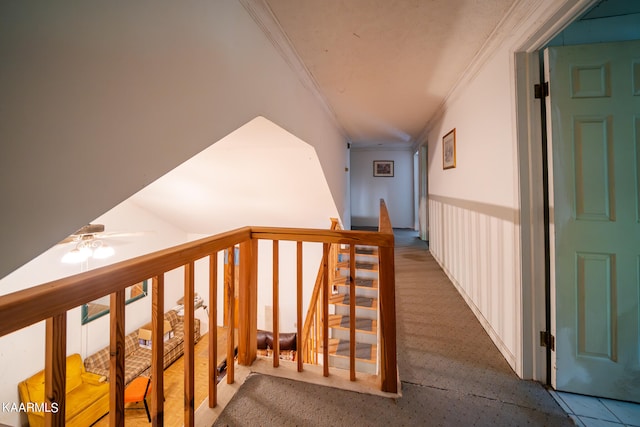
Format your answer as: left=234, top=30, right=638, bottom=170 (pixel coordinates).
left=333, top=277, right=378, bottom=289
left=337, top=261, right=379, bottom=271
left=330, top=294, right=377, bottom=309
left=339, top=245, right=378, bottom=254
left=329, top=341, right=377, bottom=363
left=318, top=338, right=341, bottom=352
left=329, top=314, right=377, bottom=333
left=337, top=254, right=378, bottom=263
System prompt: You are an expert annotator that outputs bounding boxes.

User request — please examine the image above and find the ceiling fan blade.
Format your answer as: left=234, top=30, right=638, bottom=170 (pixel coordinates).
left=56, top=225, right=151, bottom=246
left=58, top=236, right=77, bottom=245
left=57, top=223, right=106, bottom=245
left=74, top=224, right=105, bottom=235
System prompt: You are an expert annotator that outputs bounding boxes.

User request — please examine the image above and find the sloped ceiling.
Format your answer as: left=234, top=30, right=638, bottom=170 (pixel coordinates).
left=130, top=117, right=340, bottom=234
left=263, top=0, right=518, bottom=147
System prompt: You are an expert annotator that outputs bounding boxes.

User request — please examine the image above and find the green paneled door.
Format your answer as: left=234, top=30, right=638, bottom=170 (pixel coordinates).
left=545, top=40, right=640, bottom=403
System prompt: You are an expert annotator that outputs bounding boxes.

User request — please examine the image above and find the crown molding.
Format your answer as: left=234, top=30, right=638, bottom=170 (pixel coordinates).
left=415, top=0, right=598, bottom=141
left=239, top=0, right=348, bottom=141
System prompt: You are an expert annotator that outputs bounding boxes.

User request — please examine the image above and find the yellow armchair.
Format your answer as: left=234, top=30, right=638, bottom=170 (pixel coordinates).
left=18, top=353, right=109, bottom=427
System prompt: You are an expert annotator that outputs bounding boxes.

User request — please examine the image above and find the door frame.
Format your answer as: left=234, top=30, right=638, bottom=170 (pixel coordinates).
left=416, top=143, right=428, bottom=241
left=513, top=0, right=599, bottom=382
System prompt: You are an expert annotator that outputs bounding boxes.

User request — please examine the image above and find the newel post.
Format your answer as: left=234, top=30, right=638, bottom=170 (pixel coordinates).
left=238, top=239, right=258, bottom=365
left=378, top=199, right=398, bottom=393
left=378, top=244, right=397, bottom=393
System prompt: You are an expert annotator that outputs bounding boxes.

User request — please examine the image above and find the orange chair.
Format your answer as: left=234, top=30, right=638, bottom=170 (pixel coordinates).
left=124, top=377, right=152, bottom=422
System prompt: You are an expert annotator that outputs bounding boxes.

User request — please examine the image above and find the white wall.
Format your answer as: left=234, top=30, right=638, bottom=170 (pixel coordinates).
left=426, top=45, right=520, bottom=371
left=423, top=0, right=602, bottom=378
left=0, top=0, right=348, bottom=279
left=350, top=148, right=414, bottom=228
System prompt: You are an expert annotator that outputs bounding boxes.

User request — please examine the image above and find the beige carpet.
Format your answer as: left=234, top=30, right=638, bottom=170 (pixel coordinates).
left=213, top=230, right=573, bottom=426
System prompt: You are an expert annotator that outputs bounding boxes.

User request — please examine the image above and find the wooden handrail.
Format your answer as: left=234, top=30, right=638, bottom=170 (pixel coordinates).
left=0, top=224, right=395, bottom=338
left=300, top=220, right=340, bottom=364
left=0, top=204, right=398, bottom=425
left=0, top=227, right=252, bottom=338
left=250, top=227, right=392, bottom=247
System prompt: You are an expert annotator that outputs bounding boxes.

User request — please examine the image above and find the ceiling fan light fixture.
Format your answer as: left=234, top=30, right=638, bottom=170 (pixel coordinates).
left=61, top=237, right=115, bottom=263
left=78, top=245, right=93, bottom=258
left=61, top=247, right=88, bottom=264
left=92, top=243, right=115, bottom=259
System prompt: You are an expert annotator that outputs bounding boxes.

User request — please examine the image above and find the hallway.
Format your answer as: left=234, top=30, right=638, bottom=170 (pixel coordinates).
left=213, top=229, right=573, bottom=426
left=392, top=229, right=570, bottom=424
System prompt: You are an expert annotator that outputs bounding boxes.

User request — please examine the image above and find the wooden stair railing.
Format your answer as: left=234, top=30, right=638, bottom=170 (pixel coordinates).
left=301, top=218, right=340, bottom=366
left=299, top=200, right=397, bottom=392
left=0, top=201, right=396, bottom=426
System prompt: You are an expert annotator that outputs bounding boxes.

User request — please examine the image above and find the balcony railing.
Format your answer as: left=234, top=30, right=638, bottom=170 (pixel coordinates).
left=0, top=200, right=396, bottom=426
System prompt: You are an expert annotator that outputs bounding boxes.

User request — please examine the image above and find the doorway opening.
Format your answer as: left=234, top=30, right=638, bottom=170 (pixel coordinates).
left=517, top=0, right=640, bottom=402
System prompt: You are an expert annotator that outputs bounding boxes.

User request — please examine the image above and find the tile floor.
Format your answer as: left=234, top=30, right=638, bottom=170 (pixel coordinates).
left=550, top=391, right=640, bottom=427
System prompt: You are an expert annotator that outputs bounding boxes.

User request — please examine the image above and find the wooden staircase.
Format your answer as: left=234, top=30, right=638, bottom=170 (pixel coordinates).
left=327, top=245, right=379, bottom=374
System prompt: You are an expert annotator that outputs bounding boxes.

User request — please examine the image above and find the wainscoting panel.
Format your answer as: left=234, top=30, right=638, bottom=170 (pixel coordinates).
left=429, top=196, right=519, bottom=368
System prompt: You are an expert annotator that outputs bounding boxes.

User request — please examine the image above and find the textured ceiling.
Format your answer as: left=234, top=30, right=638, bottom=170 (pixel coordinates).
left=265, top=0, right=517, bottom=147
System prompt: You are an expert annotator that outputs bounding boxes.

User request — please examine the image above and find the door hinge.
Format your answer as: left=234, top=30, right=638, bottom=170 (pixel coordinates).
left=534, top=82, right=549, bottom=99
left=540, top=331, right=555, bottom=351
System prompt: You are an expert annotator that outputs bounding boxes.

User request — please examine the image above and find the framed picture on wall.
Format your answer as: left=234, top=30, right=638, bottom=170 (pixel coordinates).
left=443, top=128, right=456, bottom=169
left=373, top=160, right=394, bottom=177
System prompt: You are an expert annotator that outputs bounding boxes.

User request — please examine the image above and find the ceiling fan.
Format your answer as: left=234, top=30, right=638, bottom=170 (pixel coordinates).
left=59, top=223, right=146, bottom=264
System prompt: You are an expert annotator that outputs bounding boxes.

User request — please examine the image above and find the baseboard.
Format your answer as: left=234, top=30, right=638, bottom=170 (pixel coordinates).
left=430, top=251, right=518, bottom=373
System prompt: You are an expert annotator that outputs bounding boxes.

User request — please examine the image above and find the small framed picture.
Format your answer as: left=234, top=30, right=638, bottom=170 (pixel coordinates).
left=373, top=160, right=394, bottom=177
left=443, top=128, right=456, bottom=169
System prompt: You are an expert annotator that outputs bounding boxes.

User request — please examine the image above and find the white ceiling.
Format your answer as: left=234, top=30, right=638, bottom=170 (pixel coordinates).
left=263, top=0, right=518, bottom=148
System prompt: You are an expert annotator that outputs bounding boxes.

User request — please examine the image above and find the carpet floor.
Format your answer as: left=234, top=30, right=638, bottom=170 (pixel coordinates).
left=213, top=230, right=573, bottom=427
